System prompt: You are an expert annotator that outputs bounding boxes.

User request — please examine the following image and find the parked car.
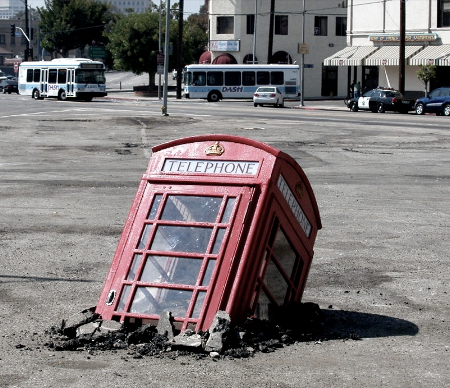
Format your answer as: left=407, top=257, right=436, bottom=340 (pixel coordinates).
left=414, top=87, right=450, bottom=116
left=347, top=87, right=415, bottom=113
left=253, top=86, right=284, bottom=107
left=0, top=79, right=19, bottom=94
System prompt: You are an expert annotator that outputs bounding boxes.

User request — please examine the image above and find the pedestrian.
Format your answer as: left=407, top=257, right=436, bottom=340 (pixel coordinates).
left=350, top=80, right=355, bottom=98
left=354, top=81, right=361, bottom=98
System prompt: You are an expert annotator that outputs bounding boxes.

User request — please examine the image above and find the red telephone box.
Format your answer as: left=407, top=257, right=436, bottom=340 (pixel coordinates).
left=95, top=135, right=321, bottom=332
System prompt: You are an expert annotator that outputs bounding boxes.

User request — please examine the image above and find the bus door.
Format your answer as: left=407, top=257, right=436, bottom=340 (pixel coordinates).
left=40, top=68, right=48, bottom=96
left=67, top=69, right=75, bottom=96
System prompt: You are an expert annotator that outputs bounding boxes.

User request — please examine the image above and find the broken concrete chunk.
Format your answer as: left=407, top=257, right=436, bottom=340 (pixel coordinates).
left=99, top=320, right=122, bottom=333
left=171, top=330, right=203, bottom=349
left=205, top=310, right=231, bottom=353
left=61, top=307, right=98, bottom=336
left=156, top=311, right=175, bottom=340
left=76, top=321, right=100, bottom=337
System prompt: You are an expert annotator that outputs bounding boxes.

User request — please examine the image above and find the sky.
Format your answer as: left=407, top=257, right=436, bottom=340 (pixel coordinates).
left=28, top=0, right=205, bottom=17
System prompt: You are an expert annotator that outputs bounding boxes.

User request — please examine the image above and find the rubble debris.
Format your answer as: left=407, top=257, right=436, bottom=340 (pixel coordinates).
left=37, top=302, right=363, bottom=361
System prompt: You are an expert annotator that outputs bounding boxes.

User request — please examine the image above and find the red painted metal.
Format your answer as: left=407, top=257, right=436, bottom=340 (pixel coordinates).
left=95, top=135, right=321, bottom=331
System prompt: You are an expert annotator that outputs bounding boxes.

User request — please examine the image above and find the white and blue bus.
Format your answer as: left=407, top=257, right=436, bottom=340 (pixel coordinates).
left=183, top=64, right=300, bottom=102
left=18, top=58, right=107, bottom=101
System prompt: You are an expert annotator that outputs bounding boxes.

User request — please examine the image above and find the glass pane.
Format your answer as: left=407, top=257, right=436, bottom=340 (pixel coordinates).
left=254, top=290, right=272, bottom=320
left=220, top=197, right=236, bottom=223
left=201, top=259, right=216, bottom=286
left=116, top=285, right=131, bottom=312
left=137, top=224, right=152, bottom=249
left=263, top=259, right=287, bottom=305
left=148, top=194, right=162, bottom=219
left=212, top=228, right=226, bottom=254
left=141, top=255, right=202, bottom=286
left=192, top=291, right=206, bottom=318
left=130, top=287, right=192, bottom=318
left=272, top=228, right=297, bottom=279
left=127, top=253, right=143, bottom=280
left=151, top=225, right=213, bottom=253
left=161, top=195, right=222, bottom=223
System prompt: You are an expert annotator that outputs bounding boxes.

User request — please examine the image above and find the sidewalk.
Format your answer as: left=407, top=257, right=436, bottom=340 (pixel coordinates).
left=103, top=89, right=349, bottom=111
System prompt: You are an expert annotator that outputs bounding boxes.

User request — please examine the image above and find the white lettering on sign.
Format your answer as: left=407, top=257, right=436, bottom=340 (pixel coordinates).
left=277, top=174, right=312, bottom=237
left=162, top=159, right=259, bottom=175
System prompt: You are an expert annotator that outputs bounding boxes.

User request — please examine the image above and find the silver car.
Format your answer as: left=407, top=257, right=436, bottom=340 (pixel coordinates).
left=253, top=86, right=284, bottom=107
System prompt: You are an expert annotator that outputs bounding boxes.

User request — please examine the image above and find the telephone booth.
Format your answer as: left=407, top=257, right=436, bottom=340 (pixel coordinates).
left=95, top=135, right=321, bottom=332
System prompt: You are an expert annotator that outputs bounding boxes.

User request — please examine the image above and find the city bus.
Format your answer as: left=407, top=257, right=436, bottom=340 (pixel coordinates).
left=18, top=58, right=107, bottom=101
left=183, top=64, right=300, bottom=102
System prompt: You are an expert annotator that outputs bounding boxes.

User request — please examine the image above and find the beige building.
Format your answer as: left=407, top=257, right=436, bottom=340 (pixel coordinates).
left=325, top=0, right=450, bottom=98
left=205, top=0, right=348, bottom=98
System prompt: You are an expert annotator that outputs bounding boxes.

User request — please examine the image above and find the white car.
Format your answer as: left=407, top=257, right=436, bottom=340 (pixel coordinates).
left=253, top=86, right=284, bottom=107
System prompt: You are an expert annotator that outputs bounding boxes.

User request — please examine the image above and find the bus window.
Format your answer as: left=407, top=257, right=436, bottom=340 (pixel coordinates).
left=257, top=71, right=270, bottom=85
left=243, top=71, right=255, bottom=86
left=58, top=69, right=67, bottom=84
left=26, top=69, right=33, bottom=82
left=225, top=71, right=241, bottom=86
left=48, top=69, right=57, bottom=84
left=192, top=72, right=206, bottom=86
left=33, top=69, right=40, bottom=82
left=271, top=71, right=284, bottom=85
left=207, top=71, right=223, bottom=86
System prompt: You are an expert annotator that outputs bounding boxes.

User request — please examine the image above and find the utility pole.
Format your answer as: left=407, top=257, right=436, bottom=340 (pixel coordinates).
left=267, top=0, right=275, bottom=63
left=399, top=0, right=406, bottom=94
left=162, top=0, right=170, bottom=116
left=158, top=0, right=162, bottom=100
left=300, top=0, right=305, bottom=106
left=25, top=0, right=30, bottom=61
left=252, top=0, right=257, bottom=63
left=176, top=0, right=184, bottom=99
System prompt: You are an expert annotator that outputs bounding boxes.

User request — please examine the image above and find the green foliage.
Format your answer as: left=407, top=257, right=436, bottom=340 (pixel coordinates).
left=105, top=10, right=163, bottom=75
left=38, top=0, right=115, bottom=57
left=416, top=64, right=437, bottom=93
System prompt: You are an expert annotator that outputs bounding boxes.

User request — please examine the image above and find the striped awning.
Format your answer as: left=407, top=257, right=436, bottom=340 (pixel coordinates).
left=323, top=46, right=379, bottom=66
left=409, top=44, right=450, bottom=66
left=364, top=45, right=424, bottom=66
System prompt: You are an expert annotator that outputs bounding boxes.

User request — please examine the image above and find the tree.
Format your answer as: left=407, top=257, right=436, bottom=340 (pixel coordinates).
left=105, top=6, right=181, bottom=89
left=38, top=0, right=114, bottom=57
left=182, top=5, right=208, bottom=65
left=416, top=64, right=437, bottom=95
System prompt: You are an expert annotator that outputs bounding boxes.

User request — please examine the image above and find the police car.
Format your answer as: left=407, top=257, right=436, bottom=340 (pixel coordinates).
left=347, top=87, right=415, bottom=113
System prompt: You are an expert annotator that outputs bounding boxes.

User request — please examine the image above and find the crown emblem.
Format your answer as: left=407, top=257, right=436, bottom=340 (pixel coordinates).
left=205, top=141, right=225, bottom=156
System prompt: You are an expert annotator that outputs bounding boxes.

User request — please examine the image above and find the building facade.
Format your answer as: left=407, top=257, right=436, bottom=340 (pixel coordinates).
left=325, top=0, right=450, bottom=98
left=0, top=0, right=24, bottom=20
left=206, top=0, right=348, bottom=98
left=100, top=0, right=151, bottom=14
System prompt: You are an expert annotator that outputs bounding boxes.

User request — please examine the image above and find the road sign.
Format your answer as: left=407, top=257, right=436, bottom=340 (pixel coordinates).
left=298, top=43, right=309, bottom=55
left=157, top=52, right=164, bottom=64
left=157, top=64, right=164, bottom=75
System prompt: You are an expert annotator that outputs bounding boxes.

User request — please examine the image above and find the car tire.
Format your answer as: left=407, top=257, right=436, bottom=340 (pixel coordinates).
left=415, top=103, right=425, bottom=115
left=254, top=103, right=258, bottom=107
left=349, top=102, right=358, bottom=112
left=377, top=103, right=385, bottom=113
left=278, top=99, right=284, bottom=108
left=443, top=104, right=450, bottom=116
left=58, top=89, right=67, bottom=101
left=207, top=91, right=221, bottom=102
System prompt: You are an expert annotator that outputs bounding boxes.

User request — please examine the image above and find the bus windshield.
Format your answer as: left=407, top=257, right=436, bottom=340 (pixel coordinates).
left=75, top=69, right=106, bottom=84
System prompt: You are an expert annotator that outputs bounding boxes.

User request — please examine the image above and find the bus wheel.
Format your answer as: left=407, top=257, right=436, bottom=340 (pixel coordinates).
left=32, top=89, right=40, bottom=100
left=58, top=90, right=67, bottom=101
left=84, top=96, right=93, bottom=102
left=207, top=91, right=221, bottom=102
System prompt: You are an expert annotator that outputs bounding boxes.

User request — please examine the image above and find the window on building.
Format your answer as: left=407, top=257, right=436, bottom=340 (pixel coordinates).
left=247, top=14, right=255, bottom=34
left=438, top=0, right=450, bottom=27
left=275, top=15, right=288, bottom=35
left=314, top=16, right=328, bottom=36
left=336, top=16, right=347, bottom=36
left=217, top=16, right=234, bottom=34
left=0, top=35, right=5, bottom=44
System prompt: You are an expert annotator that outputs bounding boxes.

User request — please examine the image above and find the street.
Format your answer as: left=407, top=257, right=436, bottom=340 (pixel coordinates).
left=0, top=91, right=449, bottom=387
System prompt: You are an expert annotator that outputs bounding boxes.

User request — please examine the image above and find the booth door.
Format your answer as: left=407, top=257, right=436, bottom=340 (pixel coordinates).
left=97, top=183, right=254, bottom=331
left=251, top=197, right=312, bottom=321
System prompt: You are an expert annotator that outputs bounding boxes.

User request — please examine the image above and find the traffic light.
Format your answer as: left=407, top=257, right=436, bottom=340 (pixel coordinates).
left=10, top=24, right=15, bottom=37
